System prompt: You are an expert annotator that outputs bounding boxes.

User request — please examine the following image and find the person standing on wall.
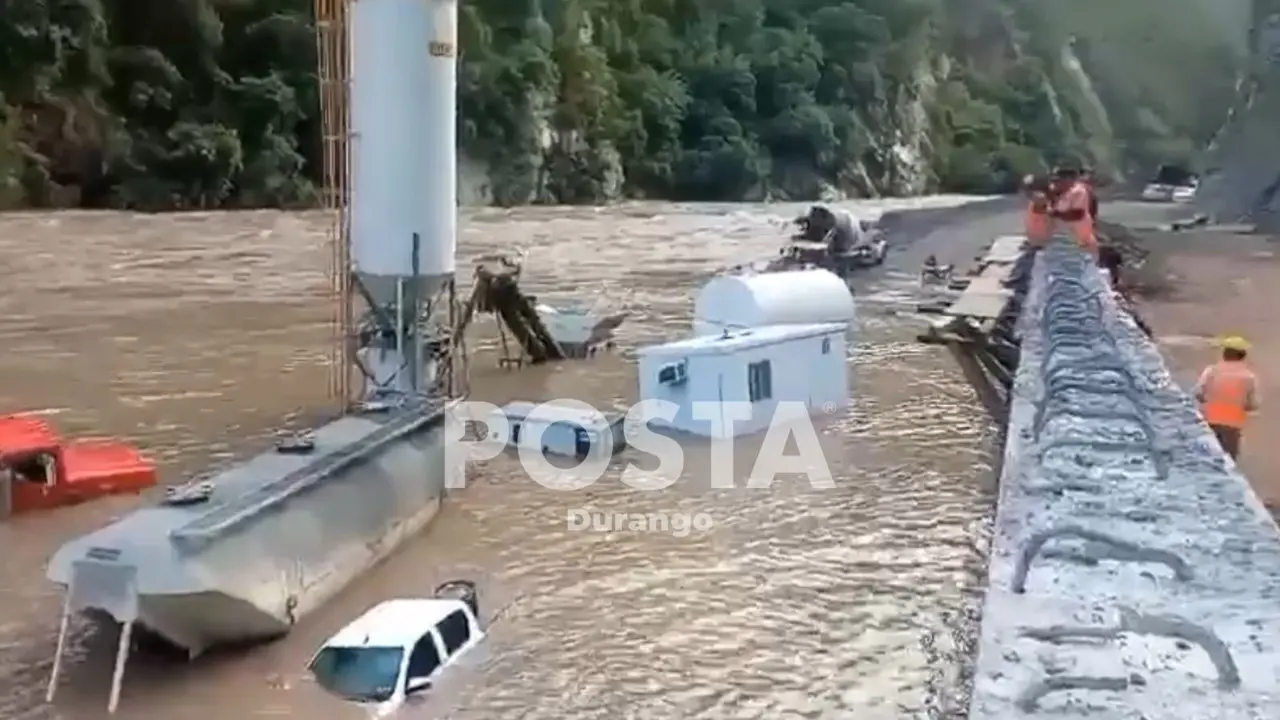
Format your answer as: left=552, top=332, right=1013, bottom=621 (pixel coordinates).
left=1023, top=174, right=1054, bottom=249
left=1195, top=336, right=1260, bottom=460
left=1049, top=163, right=1098, bottom=257
left=1081, top=168, right=1099, bottom=223
left=1005, top=174, right=1054, bottom=290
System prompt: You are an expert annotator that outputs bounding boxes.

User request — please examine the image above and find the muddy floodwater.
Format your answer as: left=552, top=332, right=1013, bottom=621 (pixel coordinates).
left=0, top=199, right=1014, bottom=719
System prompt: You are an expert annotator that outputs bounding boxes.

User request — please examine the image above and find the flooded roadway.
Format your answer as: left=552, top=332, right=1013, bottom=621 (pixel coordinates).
left=0, top=197, right=1018, bottom=719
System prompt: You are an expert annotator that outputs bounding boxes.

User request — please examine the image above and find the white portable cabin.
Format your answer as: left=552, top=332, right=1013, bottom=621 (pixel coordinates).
left=636, top=323, right=848, bottom=438
left=693, top=269, right=855, bottom=337
left=488, top=401, right=626, bottom=458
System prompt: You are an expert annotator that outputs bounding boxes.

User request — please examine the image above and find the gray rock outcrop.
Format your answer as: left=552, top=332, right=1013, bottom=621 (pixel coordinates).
left=1196, top=1, right=1280, bottom=230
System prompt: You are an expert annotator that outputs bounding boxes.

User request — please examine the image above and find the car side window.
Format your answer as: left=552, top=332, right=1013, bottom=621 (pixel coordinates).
left=405, top=633, right=442, bottom=683
left=436, top=610, right=471, bottom=657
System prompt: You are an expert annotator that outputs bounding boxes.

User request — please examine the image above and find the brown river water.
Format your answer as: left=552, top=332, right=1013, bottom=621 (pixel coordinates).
left=0, top=198, right=1017, bottom=719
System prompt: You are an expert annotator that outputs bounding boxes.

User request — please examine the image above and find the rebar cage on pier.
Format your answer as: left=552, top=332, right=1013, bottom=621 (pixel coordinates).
left=315, top=0, right=353, bottom=409
left=966, top=240, right=1280, bottom=718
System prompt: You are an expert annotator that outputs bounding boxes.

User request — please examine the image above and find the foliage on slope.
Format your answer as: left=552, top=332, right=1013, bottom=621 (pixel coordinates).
left=1005, top=0, right=1245, bottom=176
left=0, top=0, right=1250, bottom=209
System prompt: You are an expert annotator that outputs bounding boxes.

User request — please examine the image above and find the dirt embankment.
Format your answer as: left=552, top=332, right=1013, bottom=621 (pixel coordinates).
left=1119, top=223, right=1280, bottom=509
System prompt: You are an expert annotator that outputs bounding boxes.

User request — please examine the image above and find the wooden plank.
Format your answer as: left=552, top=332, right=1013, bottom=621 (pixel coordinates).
left=965, top=276, right=1008, bottom=295
left=961, top=263, right=1014, bottom=294
left=919, top=233, right=1019, bottom=322
left=985, top=236, right=1026, bottom=263
left=945, top=289, right=1012, bottom=319
left=978, top=263, right=1012, bottom=280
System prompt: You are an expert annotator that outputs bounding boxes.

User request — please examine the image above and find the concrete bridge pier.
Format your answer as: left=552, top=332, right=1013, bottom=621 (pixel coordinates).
left=962, top=240, right=1280, bottom=718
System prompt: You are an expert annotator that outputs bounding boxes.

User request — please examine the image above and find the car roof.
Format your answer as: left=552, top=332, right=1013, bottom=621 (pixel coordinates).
left=320, top=598, right=468, bottom=649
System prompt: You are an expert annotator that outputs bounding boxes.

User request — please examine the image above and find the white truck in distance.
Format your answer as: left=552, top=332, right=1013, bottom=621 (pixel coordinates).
left=1141, top=164, right=1198, bottom=203
left=308, top=581, right=484, bottom=717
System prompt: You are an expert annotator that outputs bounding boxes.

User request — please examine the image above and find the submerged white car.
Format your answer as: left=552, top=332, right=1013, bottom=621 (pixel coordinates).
left=308, top=582, right=484, bottom=717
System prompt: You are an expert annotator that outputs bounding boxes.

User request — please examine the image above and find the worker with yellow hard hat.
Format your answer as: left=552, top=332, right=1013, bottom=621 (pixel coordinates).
left=1194, top=335, right=1260, bottom=460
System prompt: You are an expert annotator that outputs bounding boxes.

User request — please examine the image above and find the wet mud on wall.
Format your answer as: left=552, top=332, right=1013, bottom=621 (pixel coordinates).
left=967, top=242, right=1280, bottom=718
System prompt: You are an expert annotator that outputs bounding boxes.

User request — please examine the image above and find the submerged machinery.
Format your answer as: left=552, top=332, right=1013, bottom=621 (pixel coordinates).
left=771, top=205, right=887, bottom=275
left=0, top=416, right=157, bottom=517
left=45, top=0, right=464, bottom=713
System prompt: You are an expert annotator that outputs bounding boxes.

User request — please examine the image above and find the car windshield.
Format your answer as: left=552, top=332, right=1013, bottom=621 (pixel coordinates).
left=309, top=646, right=404, bottom=703
left=1153, top=164, right=1194, bottom=187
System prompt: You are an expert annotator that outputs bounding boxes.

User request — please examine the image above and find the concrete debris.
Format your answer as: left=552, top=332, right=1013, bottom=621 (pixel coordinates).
left=967, top=241, right=1280, bottom=719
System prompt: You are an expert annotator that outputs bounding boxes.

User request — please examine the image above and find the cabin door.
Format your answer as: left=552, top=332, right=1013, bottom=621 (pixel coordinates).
left=6, top=453, right=58, bottom=514
left=0, top=464, right=10, bottom=519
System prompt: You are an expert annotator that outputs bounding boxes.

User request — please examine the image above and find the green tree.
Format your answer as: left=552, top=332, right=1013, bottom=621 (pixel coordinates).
left=0, top=0, right=1250, bottom=207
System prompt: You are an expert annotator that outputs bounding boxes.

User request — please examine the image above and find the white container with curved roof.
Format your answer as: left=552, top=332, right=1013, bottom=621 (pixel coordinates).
left=693, top=269, right=855, bottom=336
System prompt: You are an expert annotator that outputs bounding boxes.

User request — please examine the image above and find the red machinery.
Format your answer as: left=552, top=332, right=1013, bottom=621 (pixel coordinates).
left=0, top=415, right=157, bottom=516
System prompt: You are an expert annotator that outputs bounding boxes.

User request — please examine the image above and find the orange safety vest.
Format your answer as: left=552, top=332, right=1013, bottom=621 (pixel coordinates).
left=1200, top=361, right=1256, bottom=429
left=1055, top=183, right=1097, bottom=253
left=1025, top=195, right=1052, bottom=246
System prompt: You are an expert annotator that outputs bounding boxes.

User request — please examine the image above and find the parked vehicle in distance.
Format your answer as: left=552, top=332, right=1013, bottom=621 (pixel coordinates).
left=1141, top=164, right=1198, bottom=203
left=1170, top=181, right=1198, bottom=203
left=0, top=415, right=156, bottom=518
left=308, top=581, right=484, bottom=717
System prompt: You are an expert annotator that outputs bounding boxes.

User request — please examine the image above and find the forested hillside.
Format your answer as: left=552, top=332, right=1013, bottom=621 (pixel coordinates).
left=0, top=0, right=1250, bottom=209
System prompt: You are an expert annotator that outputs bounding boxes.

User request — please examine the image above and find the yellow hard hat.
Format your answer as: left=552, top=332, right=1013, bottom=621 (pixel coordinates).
left=1219, top=335, right=1251, bottom=352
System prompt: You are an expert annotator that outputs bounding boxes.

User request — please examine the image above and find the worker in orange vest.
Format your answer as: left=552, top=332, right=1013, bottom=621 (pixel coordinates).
left=1049, top=164, right=1098, bottom=257
left=1194, top=336, right=1260, bottom=460
left=1081, top=168, right=1099, bottom=221
left=1022, top=174, right=1053, bottom=248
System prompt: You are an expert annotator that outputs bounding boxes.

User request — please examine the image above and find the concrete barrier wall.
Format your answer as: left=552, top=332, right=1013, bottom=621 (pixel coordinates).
left=967, top=243, right=1280, bottom=718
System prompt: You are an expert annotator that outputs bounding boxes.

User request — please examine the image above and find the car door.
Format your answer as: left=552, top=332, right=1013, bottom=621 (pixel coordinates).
left=434, top=609, right=474, bottom=669
left=403, top=628, right=445, bottom=696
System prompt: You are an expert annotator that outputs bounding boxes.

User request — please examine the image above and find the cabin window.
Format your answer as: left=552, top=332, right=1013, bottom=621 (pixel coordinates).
left=747, top=361, right=773, bottom=402
left=657, top=361, right=688, bottom=386
left=437, top=610, right=471, bottom=656
left=573, top=426, right=592, bottom=459
left=406, top=634, right=443, bottom=682
left=4, top=454, right=52, bottom=485
left=821, top=337, right=831, bottom=355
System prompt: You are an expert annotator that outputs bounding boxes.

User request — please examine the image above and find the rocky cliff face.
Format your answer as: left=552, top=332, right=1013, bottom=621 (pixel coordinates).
left=0, top=0, right=1252, bottom=209
left=461, top=0, right=1248, bottom=204
left=1197, top=1, right=1280, bottom=230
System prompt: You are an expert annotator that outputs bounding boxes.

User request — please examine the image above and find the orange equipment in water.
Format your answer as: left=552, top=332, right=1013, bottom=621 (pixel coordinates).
left=0, top=415, right=156, bottom=517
